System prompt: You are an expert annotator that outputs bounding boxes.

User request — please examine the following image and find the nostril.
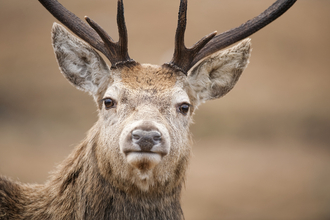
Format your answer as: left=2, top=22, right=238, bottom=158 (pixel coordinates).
left=132, top=134, right=140, bottom=141
left=152, top=132, right=162, bottom=142
left=131, top=130, right=141, bottom=141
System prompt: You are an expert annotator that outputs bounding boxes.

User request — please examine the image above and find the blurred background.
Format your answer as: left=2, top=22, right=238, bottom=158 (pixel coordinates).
left=0, top=0, right=329, bottom=219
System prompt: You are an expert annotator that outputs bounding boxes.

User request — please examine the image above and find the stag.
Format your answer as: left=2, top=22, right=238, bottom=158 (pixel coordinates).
left=0, top=0, right=296, bottom=219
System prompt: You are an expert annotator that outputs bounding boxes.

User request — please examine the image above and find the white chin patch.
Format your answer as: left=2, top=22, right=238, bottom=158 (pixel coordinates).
left=127, top=153, right=162, bottom=191
left=127, top=152, right=162, bottom=171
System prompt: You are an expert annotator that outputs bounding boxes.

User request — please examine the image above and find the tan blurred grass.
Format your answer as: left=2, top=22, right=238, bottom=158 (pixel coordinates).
left=0, top=0, right=330, bottom=219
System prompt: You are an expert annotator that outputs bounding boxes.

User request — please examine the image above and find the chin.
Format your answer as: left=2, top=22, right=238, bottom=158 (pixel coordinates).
left=127, top=152, right=163, bottom=191
left=131, top=169, right=155, bottom=191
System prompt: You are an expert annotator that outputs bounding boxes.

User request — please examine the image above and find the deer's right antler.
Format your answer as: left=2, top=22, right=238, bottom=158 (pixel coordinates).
left=38, top=0, right=135, bottom=68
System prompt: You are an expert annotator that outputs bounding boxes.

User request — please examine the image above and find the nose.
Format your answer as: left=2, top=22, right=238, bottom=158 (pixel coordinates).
left=131, top=129, right=162, bottom=152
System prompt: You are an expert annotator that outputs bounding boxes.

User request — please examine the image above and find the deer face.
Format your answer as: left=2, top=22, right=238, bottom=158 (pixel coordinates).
left=52, top=23, right=251, bottom=191
left=95, top=64, right=192, bottom=191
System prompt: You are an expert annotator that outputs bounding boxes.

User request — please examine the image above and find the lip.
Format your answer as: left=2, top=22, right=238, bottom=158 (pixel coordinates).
left=125, top=151, right=163, bottom=158
left=124, top=150, right=166, bottom=157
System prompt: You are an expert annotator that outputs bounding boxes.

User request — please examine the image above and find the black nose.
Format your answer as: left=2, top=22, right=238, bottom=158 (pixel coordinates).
left=131, top=129, right=162, bottom=152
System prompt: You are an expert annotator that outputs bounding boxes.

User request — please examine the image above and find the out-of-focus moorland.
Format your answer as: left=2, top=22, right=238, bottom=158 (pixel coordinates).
left=0, top=1, right=329, bottom=219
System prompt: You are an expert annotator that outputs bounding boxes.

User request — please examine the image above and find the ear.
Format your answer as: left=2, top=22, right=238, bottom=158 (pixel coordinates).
left=187, top=39, right=251, bottom=104
left=51, top=23, right=110, bottom=96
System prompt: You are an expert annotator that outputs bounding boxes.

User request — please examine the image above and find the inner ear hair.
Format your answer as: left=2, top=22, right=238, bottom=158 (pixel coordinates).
left=52, top=23, right=110, bottom=96
left=188, top=39, right=252, bottom=102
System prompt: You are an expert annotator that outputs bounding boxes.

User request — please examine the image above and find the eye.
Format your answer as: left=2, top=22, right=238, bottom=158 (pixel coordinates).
left=178, top=103, right=190, bottom=115
left=103, top=98, right=116, bottom=110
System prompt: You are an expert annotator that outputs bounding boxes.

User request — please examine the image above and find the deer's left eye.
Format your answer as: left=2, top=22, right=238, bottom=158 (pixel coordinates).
left=178, top=103, right=190, bottom=115
left=103, top=98, right=116, bottom=110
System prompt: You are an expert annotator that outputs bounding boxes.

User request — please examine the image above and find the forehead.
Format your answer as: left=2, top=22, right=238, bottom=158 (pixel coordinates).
left=120, top=64, right=177, bottom=91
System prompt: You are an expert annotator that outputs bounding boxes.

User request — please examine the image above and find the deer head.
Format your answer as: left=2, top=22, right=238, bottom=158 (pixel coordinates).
left=40, top=0, right=296, bottom=192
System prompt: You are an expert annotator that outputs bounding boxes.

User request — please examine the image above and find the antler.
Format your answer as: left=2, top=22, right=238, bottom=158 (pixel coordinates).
left=164, top=0, right=297, bottom=75
left=38, top=0, right=135, bottom=68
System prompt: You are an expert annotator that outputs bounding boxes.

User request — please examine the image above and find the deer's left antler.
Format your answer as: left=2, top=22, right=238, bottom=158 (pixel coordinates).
left=164, top=0, right=297, bottom=75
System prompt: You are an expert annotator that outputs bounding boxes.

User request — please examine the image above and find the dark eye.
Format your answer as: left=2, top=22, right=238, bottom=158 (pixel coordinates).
left=103, top=98, right=116, bottom=110
left=178, top=103, right=190, bottom=115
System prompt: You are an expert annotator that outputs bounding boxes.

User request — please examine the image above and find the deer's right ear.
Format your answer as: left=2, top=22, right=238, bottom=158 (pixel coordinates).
left=51, top=23, right=110, bottom=96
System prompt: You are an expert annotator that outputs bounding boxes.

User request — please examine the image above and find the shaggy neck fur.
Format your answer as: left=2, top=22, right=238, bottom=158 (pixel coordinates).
left=0, top=128, right=185, bottom=220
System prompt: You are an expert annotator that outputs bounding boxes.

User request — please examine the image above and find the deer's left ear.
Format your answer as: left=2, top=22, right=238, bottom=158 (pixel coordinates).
left=187, top=39, right=251, bottom=104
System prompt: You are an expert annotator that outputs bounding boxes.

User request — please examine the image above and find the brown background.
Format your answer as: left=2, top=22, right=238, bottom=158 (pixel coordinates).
left=0, top=0, right=330, bottom=219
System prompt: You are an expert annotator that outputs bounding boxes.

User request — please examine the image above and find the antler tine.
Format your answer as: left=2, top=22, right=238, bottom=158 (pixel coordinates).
left=165, top=0, right=297, bottom=74
left=85, top=17, right=118, bottom=63
left=117, top=0, right=131, bottom=63
left=39, top=0, right=135, bottom=68
left=165, top=0, right=217, bottom=74
left=173, top=0, right=188, bottom=60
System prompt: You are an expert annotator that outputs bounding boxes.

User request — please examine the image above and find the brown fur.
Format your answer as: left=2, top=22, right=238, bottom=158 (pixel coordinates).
left=120, top=64, right=180, bottom=90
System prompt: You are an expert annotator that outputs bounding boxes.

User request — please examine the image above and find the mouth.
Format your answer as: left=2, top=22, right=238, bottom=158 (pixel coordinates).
left=126, top=151, right=162, bottom=171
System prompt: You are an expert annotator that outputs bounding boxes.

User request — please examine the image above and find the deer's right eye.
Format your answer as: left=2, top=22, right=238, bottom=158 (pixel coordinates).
left=103, top=98, right=116, bottom=110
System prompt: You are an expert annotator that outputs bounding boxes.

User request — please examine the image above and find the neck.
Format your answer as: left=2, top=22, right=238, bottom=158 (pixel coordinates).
left=18, top=136, right=184, bottom=220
